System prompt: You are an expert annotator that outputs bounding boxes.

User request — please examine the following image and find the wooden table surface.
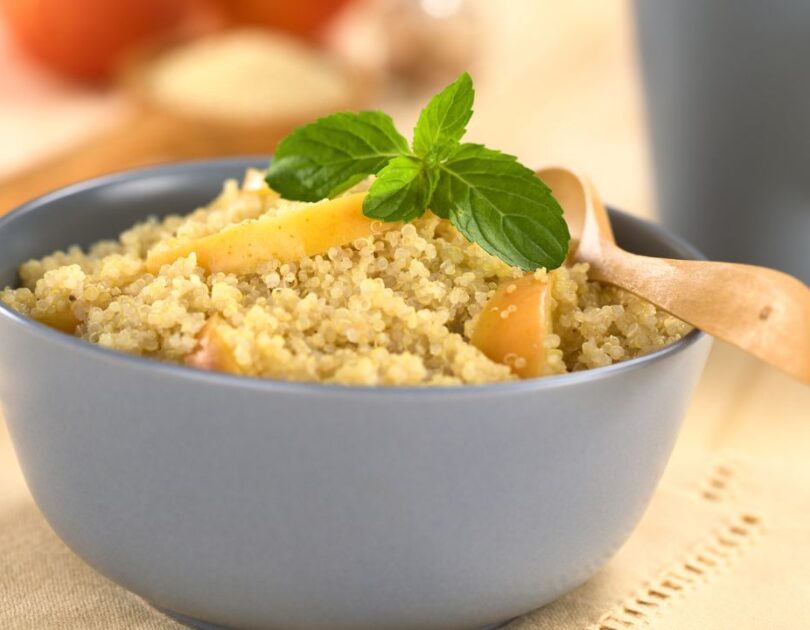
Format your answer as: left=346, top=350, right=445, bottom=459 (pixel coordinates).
left=1, top=0, right=807, bottom=538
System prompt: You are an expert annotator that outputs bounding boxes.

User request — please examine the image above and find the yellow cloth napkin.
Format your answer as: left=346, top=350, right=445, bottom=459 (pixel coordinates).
left=2, top=447, right=809, bottom=629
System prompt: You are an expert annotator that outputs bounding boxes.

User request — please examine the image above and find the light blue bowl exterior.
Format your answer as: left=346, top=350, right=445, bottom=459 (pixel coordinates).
left=0, top=159, right=711, bottom=630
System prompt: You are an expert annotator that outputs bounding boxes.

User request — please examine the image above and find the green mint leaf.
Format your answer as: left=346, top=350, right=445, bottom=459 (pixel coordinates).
left=265, top=72, right=572, bottom=271
left=412, top=72, right=474, bottom=161
left=265, top=111, right=410, bottom=202
left=363, top=156, right=430, bottom=223
left=432, top=144, right=570, bottom=270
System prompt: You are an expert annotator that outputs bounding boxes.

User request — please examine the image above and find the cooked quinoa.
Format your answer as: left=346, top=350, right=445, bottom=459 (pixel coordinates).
left=0, top=170, right=691, bottom=386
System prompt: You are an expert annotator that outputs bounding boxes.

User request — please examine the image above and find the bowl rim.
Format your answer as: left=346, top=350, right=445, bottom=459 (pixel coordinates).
left=0, top=157, right=707, bottom=397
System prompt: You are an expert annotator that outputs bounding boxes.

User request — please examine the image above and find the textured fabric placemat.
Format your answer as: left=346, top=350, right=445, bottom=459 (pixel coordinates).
left=2, top=448, right=808, bottom=629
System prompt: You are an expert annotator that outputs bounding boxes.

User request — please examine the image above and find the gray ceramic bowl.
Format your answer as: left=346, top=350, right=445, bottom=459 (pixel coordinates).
left=0, top=158, right=711, bottom=630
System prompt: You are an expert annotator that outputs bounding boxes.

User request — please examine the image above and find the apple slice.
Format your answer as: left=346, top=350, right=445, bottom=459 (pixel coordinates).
left=470, top=275, right=554, bottom=379
left=146, top=192, right=395, bottom=275
left=186, top=317, right=241, bottom=374
left=242, top=168, right=279, bottom=197
left=34, top=307, right=79, bottom=334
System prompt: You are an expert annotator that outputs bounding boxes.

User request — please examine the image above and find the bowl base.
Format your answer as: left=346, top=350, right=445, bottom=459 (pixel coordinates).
left=155, top=607, right=236, bottom=630
left=154, top=605, right=513, bottom=630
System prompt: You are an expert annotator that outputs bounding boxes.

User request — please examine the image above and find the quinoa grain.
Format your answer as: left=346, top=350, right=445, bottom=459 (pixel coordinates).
left=0, top=170, right=691, bottom=385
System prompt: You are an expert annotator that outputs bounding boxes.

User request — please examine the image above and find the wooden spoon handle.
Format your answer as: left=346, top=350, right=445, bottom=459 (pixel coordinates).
left=588, top=246, right=810, bottom=384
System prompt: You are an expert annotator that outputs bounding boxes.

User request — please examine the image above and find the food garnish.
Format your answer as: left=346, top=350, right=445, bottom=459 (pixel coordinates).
left=265, top=72, right=570, bottom=271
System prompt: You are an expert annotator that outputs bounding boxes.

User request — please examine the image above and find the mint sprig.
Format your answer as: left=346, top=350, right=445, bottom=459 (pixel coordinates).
left=364, top=156, right=431, bottom=223
left=265, top=111, right=409, bottom=201
left=265, top=73, right=570, bottom=270
left=412, top=71, right=474, bottom=161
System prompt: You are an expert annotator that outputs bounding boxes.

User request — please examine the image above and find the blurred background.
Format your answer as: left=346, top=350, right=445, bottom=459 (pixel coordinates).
left=1, top=0, right=808, bottom=500
left=0, top=1, right=654, bottom=221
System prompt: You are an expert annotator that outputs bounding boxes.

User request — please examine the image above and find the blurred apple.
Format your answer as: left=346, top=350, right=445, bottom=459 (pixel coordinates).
left=0, top=0, right=210, bottom=81
left=215, top=0, right=355, bottom=39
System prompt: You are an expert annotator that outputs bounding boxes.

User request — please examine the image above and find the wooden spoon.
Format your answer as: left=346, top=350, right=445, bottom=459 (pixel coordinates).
left=537, top=166, right=810, bottom=385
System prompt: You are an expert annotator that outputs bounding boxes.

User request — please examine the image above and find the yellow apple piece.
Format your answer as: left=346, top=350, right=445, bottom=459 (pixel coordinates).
left=34, top=306, right=79, bottom=334
left=242, top=169, right=280, bottom=198
left=470, top=275, right=554, bottom=379
left=146, top=192, right=395, bottom=275
left=186, top=317, right=241, bottom=374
